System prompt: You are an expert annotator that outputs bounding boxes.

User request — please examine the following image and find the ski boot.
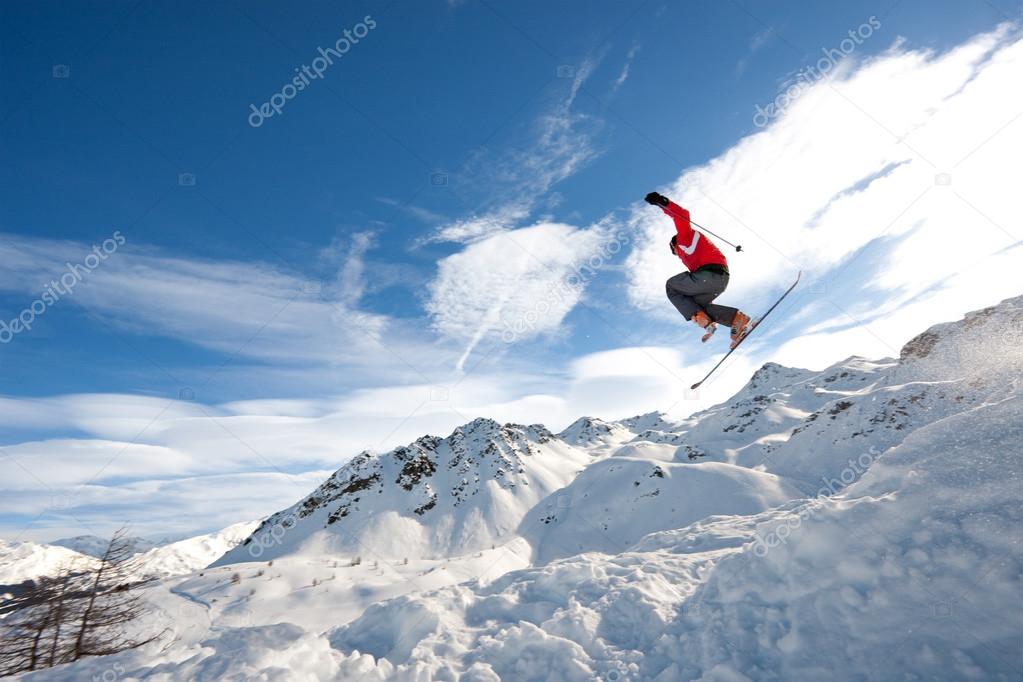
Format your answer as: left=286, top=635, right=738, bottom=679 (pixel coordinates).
left=692, top=311, right=717, bottom=343
left=730, top=311, right=752, bottom=349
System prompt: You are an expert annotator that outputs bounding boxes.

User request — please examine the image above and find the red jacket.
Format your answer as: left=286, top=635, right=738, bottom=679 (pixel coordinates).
left=663, top=201, right=728, bottom=272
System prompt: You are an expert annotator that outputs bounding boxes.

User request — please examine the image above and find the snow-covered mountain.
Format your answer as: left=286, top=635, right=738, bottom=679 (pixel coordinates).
left=133, top=520, right=260, bottom=578
left=0, top=539, right=97, bottom=586
left=15, top=294, right=1023, bottom=680
left=1, top=522, right=259, bottom=589
left=556, top=415, right=635, bottom=450
left=214, top=419, right=593, bottom=564
left=51, top=533, right=158, bottom=558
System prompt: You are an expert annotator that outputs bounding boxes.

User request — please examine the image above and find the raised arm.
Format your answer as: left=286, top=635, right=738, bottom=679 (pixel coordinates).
left=668, top=203, right=700, bottom=255
left=645, top=192, right=697, bottom=256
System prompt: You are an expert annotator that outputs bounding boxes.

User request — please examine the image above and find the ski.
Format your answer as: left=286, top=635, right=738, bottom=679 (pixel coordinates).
left=690, top=271, right=802, bottom=390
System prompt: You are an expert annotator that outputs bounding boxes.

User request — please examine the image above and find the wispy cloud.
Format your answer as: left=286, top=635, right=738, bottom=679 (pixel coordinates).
left=373, top=196, right=448, bottom=225
left=0, top=232, right=457, bottom=384
left=735, top=24, right=779, bottom=77
left=611, top=43, right=642, bottom=93
left=426, top=221, right=616, bottom=370
left=426, top=54, right=606, bottom=245
left=428, top=204, right=530, bottom=244
left=321, top=230, right=376, bottom=306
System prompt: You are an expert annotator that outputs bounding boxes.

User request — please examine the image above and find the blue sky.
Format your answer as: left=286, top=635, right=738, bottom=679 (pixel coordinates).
left=2, top=0, right=1022, bottom=541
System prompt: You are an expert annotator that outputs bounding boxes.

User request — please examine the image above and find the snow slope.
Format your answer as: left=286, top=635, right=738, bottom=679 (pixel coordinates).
left=15, top=295, right=1023, bottom=681
left=521, top=457, right=800, bottom=563
left=651, top=395, right=1023, bottom=680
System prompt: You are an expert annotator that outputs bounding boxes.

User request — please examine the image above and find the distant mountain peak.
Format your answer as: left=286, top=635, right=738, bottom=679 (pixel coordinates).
left=557, top=416, right=631, bottom=447
left=216, top=417, right=589, bottom=563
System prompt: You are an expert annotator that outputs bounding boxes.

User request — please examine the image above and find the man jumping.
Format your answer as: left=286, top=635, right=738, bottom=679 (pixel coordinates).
left=645, top=191, right=751, bottom=348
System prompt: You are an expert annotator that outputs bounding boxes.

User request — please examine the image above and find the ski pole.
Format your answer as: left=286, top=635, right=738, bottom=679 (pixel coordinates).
left=690, top=219, right=743, bottom=252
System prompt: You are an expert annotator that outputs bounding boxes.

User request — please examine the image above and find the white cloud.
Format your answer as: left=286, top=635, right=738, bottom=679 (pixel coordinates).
left=3, top=438, right=195, bottom=490
left=426, top=221, right=616, bottom=370
left=4, top=470, right=331, bottom=542
left=0, top=232, right=463, bottom=386
left=321, top=230, right=376, bottom=306
left=612, top=44, right=641, bottom=93
left=415, top=51, right=626, bottom=369
left=428, top=203, right=531, bottom=244
left=625, top=25, right=1023, bottom=373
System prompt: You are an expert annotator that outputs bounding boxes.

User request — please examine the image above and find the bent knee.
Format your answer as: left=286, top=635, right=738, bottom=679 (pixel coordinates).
left=666, top=273, right=688, bottom=297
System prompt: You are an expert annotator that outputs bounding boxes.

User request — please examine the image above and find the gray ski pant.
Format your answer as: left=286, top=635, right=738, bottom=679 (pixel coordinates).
left=666, top=269, right=739, bottom=326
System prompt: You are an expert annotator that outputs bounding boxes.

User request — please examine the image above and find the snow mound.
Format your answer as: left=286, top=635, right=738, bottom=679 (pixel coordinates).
left=327, top=540, right=723, bottom=681
left=521, top=457, right=800, bottom=564
left=23, top=622, right=341, bottom=682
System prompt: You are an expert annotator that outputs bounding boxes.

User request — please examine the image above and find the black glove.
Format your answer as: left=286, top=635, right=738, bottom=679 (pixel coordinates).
left=669, top=234, right=678, bottom=255
left=645, top=191, right=669, bottom=207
